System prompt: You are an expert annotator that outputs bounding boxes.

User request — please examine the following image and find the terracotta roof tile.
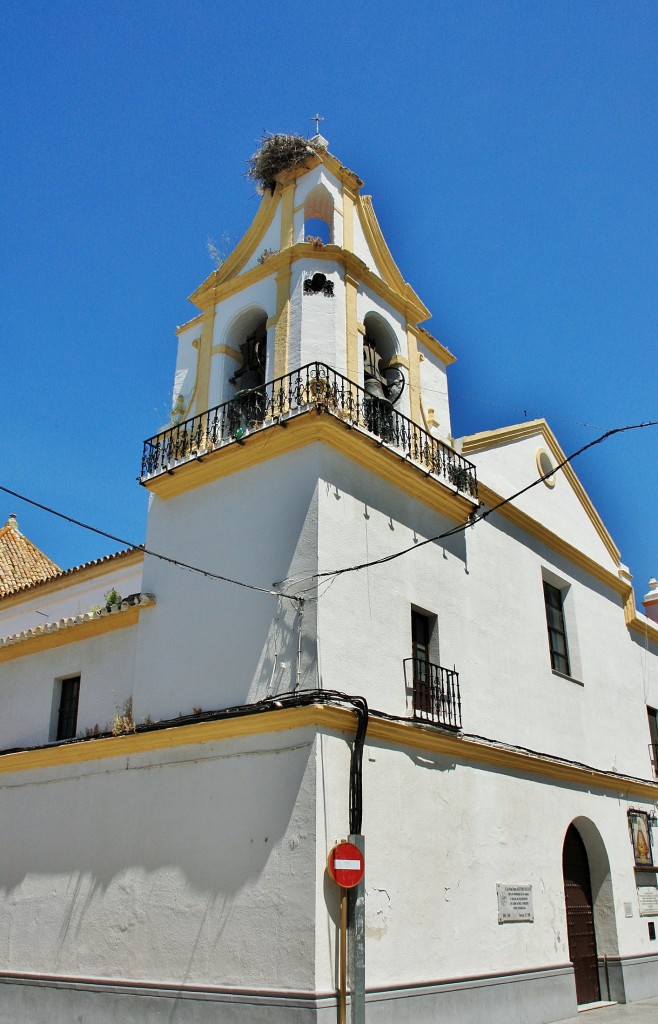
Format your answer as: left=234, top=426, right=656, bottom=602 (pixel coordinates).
left=0, top=514, right=61, bottom=597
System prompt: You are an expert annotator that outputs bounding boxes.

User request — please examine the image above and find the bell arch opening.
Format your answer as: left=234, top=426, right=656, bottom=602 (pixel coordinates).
left=304, top=184, right=333, bottom=244
left=226, top=307, right=268, bottom=394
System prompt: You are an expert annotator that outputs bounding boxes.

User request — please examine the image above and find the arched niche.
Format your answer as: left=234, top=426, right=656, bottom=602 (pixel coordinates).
left=225, top=307, right=268, bottom=394
left=567, top=817, right=619, bottom=958
left=304, top=183, right=334, bottom=244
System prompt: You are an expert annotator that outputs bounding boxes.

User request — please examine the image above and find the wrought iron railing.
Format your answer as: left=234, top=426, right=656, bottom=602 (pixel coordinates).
left=141, top=362, right=478, bottom=499
left=405, top=657, right=462, bottom=729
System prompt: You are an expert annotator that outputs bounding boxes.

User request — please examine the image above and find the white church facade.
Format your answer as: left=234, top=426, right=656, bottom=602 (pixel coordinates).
left=0, top=135, right=657, bottom=1023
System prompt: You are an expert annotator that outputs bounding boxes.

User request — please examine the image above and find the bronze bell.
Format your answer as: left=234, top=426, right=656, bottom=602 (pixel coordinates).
left=364, top=376, right=392, bottom=405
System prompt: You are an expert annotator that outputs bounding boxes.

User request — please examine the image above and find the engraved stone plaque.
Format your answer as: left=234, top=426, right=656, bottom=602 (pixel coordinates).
left=497, top=884, right=534, bottom=923
left=638, top=887, right=658, bottom=917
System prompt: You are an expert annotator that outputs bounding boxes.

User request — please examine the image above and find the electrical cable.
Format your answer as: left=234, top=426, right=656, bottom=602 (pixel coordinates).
left=280, top=418, right=658, bottom=588
left=0, top=483, right=297, bottom=605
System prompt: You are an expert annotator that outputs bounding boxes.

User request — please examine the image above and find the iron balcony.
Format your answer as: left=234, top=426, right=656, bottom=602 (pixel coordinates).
left=141, top=361, right=478, bottom=501
left=405, top=657, right=462, bottom=730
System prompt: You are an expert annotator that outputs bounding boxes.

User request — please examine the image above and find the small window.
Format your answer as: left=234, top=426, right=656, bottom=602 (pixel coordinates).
left=543, top=582, right=571, bottom=676
left=56, top=676, right=80, bottom=740
left=536, top=448, right=556, bottom=488
left=648, top=707, right=658, bottom=777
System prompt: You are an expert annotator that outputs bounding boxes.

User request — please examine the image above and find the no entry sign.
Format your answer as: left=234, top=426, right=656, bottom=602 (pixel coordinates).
left=328, top=841, right=365, bottom=888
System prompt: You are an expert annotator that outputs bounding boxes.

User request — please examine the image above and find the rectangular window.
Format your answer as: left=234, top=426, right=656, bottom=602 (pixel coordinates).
left=543, top=581, right=571, bottom=676
left=648, top=707, right=658, bottom=777
left=56, top=676, right=80, bottom=740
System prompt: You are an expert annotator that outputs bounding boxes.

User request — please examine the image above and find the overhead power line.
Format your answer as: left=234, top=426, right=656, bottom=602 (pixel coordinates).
left=0, top=484, right=295, bottom=605
left=2, top=419, right=656, bottom=604
left=282, top=418, right=658, bottom=589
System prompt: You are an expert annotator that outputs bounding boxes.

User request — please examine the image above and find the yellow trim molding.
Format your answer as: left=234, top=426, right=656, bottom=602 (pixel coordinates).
left=415, top=326, right=457, bottom=366
left=406, top=329, right=422, bottom=426
left=345, top=272, right=359, bottom=384
left=0, top=603, right=152, bottom=663
left=211, top=343, right=242, bottom=362
left=273, top=262, right=292, bottom=380
left=356, top=196, right=407, bottom=295
left=176, top=314, right=203, bottom=336
left=189, top=244, right=430, bottom=327
left=211, top=191, right=279, bottom=289
left=380, top=355, right=410, bottom=371
left=477, top=480, right=627, bottom=596
left=143, top=411, right=475, bottom=523
left=462, top=420, right=621, bottom=565
left=194, top=305, right=217, bottom=415
left=278, top=182, right=295, bottom=251
left=624, top=588, right=658, bottom=644
left=342, top=186, right=357, bottom=252
left=1, top=704, right=655, bottom=800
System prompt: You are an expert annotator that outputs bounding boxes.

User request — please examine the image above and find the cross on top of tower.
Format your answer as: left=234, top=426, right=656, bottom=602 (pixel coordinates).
left=310, top=113, right=324, bottom=136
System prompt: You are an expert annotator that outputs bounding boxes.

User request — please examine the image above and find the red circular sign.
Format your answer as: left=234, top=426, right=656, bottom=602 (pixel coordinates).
left=328, top=841, right=365, bottom=888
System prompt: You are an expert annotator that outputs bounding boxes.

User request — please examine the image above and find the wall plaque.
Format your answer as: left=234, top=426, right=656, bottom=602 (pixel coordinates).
left=497, top=884, right=534, bottom=923
left=638, top=887, right=658, bottom=917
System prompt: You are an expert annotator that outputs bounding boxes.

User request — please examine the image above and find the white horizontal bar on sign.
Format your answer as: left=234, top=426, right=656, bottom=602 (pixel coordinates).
left=334, top=859, right=361, bottom=870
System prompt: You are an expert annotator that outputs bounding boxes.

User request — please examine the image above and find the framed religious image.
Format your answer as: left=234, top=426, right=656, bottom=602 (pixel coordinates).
left=628, top=810, right=653, bottom=867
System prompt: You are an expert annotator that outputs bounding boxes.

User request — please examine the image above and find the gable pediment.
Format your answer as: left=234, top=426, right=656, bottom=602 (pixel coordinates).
left=461, top=420, right=621, bottom=572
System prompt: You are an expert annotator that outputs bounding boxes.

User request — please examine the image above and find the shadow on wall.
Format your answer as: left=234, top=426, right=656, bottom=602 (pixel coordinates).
left=0, top=739, right=314, bottom=900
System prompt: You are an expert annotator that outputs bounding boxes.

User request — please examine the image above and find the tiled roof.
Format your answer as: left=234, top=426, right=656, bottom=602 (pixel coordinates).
left=0, top=514, right=61, bottom=597
left=0, top=542, right=144, bottom=603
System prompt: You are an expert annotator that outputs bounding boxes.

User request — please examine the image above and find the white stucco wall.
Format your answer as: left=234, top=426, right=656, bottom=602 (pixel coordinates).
left=133, top=448, right=322, bottom=724
left=171, top=321, right=201, bottom=424
left=0, top=625, right=139, bottom=748
left=418, top=341, right=452, bottom=441
left=315, top=732, right=656, bottom=992
left=288, top=259, right=347, bottom=375
left=0, top=558, right=144, bottom=639
left=468, top=432, right=619, bottom=571
left=353, top=207, right=380, bottom=276
left=0, top=730, right=317, bottom=989
left=313, top=446, right=656, bottom=780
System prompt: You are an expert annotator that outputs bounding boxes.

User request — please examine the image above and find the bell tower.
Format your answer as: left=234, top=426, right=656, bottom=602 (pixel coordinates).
left=164, top=133, right=457, bottom=448
left=135, top=134, right=478, bottom=724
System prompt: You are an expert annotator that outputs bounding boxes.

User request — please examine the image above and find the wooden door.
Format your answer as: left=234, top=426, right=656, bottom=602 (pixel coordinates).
left=563, top=825, right=600, bottom=1005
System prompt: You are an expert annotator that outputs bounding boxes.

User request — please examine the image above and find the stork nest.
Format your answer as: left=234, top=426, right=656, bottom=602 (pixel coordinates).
left=246, top=133, right=325, bottom=194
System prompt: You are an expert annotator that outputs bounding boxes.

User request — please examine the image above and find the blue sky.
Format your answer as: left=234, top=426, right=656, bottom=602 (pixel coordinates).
left=2, top=0, right=657, bottom=601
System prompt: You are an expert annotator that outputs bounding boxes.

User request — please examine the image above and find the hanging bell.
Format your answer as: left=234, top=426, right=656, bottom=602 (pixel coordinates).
left=364, top=377, right=392, bottom=405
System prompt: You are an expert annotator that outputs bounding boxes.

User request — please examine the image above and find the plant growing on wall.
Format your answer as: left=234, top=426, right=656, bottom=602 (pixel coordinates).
left=246, top=133, right=324, bottom=194
left=112, top=697, right=136, bottom=736
left=104, top=588, right=122, bottom=611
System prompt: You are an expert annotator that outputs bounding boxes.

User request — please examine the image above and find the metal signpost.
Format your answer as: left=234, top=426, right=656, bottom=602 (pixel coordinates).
left=328, top=839, right=365, bottom=1024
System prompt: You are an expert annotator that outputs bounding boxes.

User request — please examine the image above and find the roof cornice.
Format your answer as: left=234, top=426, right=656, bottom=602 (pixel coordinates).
left=0, top=703, right=654, bottom=800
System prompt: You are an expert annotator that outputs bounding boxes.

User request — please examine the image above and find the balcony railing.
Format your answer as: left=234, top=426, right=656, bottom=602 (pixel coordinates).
left=141, top=363, right=478, bottom=499
left=405, top=657, right=462, bottom=729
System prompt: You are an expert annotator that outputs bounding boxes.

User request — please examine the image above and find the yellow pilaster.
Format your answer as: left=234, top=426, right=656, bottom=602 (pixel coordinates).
left=273, top=262, right=292, bottom=380
left=342, top=187, right=356, bottom=252
left=406, top=327, right=422, bottom=426
left=195, top=304, right=217, bottom=414
left=345, top=272, right=359, bottom=384
left=279, top=182, right=295, bottom=250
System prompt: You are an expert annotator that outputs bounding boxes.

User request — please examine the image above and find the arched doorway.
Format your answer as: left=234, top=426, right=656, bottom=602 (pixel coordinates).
left=563, top=824, right=600, bottom=1005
